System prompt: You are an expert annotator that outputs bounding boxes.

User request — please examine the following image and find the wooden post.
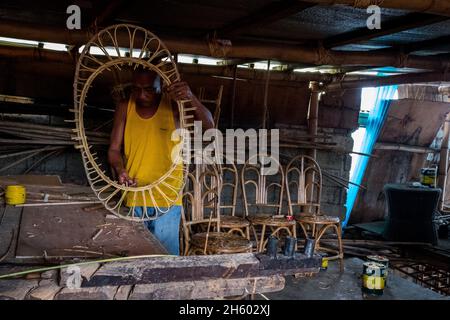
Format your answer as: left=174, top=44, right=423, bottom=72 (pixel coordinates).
left=262, top=60, right=271, bottom=129
left=230, top=65, right=237, bottom=128
left=305, top=81, right=321, bottom=213
left=438, top=113, right=450, bottom=209
left=307, top=81, right=320, bottom=160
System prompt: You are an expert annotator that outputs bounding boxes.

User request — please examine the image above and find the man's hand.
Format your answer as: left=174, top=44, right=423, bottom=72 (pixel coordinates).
left=166, top=81, right=194, bottom=101
left=118, top=169, right=137, bottom=187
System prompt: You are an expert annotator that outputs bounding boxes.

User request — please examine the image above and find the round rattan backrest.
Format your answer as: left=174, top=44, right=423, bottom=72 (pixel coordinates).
left=73, top=24, right=190, bottom=221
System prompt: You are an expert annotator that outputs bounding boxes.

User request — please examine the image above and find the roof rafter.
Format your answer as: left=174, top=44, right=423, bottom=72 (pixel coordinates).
left=215, top=0, right=315, bottom=37
left=323, top=12, right=448, bottom=49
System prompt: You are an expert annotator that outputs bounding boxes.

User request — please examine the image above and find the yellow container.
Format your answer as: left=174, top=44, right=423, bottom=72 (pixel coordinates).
left=5, top=185, right=26, bottom=205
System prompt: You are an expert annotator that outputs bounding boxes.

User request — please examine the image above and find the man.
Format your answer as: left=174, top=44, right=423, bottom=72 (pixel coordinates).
left=108, top=67, right=214, bottom=255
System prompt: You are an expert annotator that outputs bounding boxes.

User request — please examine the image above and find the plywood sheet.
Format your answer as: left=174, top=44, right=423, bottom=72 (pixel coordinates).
left=380, top=99, right=450, bottom=146
left=16, top=204, right=167, bottom=260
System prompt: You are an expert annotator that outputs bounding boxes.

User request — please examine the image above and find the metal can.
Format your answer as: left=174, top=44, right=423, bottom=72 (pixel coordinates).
left=367, top=255, right=389, bottom=286
left=362, top=261, right=387, bottom=296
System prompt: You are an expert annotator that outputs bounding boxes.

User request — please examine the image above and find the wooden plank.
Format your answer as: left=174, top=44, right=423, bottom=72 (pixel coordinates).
left=16, top=204, right=167, bottom=261
left=76, top=253, right=260, bottom=287
left=28, top=279, right=61, bottom=300
left=55, top=286, right=118, bottom=300
left=0, top=206, right=22, bottom=264
left=380, top=99, right=450, bottom=147
left=0, top=279, right=39, bottom=300
left=129, top=275, right=285, bottom=300
left=114, top=285, right=133, bottom=300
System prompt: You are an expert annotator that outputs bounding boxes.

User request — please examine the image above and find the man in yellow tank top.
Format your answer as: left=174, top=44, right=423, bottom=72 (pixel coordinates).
left=108, top=67, right=214, bottom=255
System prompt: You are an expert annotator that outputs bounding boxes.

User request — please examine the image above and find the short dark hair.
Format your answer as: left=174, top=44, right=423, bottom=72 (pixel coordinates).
left=132, top=65, right=160, bottom=81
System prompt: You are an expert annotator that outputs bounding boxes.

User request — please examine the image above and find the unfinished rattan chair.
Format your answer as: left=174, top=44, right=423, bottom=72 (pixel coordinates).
left=181, top=162, right=252, bottom=255
left=198, top=85, right=224, bottom=129
left=217, top=161, right=251, bottom=240
left=285, top=155, right=343, bottom=271
left=242, top=154, right=296, bottom=252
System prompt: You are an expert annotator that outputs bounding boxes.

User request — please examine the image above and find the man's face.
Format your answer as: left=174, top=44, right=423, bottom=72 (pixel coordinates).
left=131, top=72, right=161, bottom=107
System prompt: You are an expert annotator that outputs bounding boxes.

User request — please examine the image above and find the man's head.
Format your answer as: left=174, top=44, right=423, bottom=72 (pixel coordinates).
left=131, top=67, right=161, bottom=107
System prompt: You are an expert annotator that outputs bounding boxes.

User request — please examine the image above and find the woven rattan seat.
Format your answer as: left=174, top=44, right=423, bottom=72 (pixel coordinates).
left=221, top=215, right=250, bottom=228
left=191, top=232, right=252, bottom=254
left=296, top=214, right=340, bottom=224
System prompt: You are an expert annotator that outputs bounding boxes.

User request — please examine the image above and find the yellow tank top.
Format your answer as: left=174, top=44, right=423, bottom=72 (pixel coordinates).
left=124, top=94, right=183, bottom=207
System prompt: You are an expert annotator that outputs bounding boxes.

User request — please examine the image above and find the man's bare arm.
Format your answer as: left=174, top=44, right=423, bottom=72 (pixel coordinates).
left=108, top=101, right=136, bottom=186
left=167, top=81, right=214, bottom=129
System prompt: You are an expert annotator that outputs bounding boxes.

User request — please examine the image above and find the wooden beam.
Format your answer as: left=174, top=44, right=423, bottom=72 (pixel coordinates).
left=325, top=72, right=450, bottom=91
left=59, top=253, right=321, bottom=287
left=1, top=21, right=450, bottom=70
left=307, top=81, right=321, bottom=160
left=216, top=58, right=260, bottom=66
left=0, top=45, right=333, bottom=83
left=323, top=13, right=448, bottom=49
left=298, top=0, right=450, bottom=17
left=216, top=0, right=315, bottom=37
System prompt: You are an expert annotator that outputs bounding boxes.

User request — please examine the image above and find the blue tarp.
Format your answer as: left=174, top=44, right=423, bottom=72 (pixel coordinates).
left=343, top=85, right=398, bottom=228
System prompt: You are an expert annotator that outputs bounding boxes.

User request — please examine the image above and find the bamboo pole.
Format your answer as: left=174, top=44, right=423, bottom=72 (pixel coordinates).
left=0, top=149, right=45, bottom=173
left=322, top=173, right=348, bottom=189
left=0, top=139, right=106, bottom=146
left=0, top=121, right=109, bottom=138
left=0, top=146, right=62, bottom=159
left=24, top=149, right=65, bottom=174
left=322, top=170, right=367, bottom=190
left=15, top=201, right=102, bottom=207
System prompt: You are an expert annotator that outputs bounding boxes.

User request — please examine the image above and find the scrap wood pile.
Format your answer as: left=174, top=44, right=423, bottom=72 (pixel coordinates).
left=0, top=120, right=109, bottom=174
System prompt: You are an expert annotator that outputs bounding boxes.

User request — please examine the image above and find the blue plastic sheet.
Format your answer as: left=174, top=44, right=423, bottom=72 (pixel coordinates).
left=343, top=85, right=398, bottom=228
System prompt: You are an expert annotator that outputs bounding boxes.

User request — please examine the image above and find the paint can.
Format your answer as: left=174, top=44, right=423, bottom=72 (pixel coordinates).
left=420, top=167, right=437, bottom=187
left=362, top=261, right=387, bottom=296
left=367, top=255, right=389, bottom=285
left=319, top=253, right=328, bottom=271
left=5, top=185, right=26, bottom=205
